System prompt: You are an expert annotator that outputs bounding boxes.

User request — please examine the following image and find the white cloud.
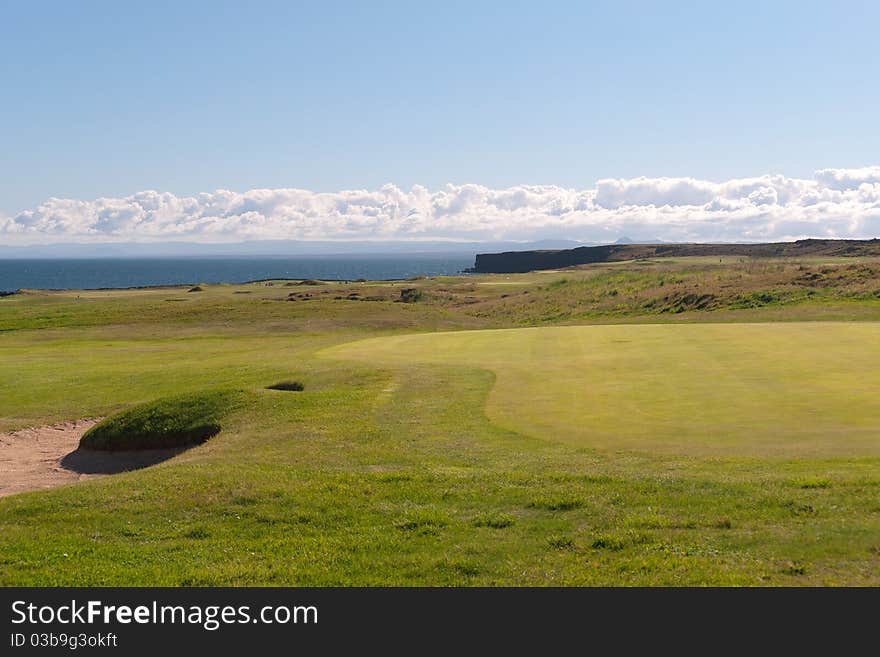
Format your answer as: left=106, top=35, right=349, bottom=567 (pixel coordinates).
left=3, top=167, right=880, bottom=245
left=814, top=166, right=880, bottom=191
left=594, top=176, right=716, bottom=208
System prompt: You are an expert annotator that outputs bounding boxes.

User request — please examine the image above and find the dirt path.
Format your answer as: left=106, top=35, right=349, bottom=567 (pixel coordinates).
left=0, top=419, right=187, bottom=498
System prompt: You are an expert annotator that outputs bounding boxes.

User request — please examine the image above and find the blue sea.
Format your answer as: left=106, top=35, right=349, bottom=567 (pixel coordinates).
left=0, top=255, right=475, bottom=292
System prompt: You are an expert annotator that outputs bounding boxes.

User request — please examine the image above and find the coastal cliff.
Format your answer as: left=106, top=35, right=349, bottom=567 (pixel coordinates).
left=472, top=239, right=880, bottom=273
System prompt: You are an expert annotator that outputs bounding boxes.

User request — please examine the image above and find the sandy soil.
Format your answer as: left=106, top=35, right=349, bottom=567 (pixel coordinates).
left=0, top=419, right=185, bottom=498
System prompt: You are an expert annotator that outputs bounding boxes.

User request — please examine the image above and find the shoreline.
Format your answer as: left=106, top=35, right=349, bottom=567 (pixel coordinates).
left=0, top=272, right=475, bottom=295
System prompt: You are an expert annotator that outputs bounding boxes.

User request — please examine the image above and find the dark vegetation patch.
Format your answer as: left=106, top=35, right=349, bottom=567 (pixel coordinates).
left=472, top=512, right=515, bottom=529
left=785, top=501, right=818, bottom=517
left=528, top=496, right=584, bottom=511
left=781, top=561, right=808, bottom=576
left=547, top=534, right=576, bottom=550
left=183, top=527, right=210, bottom=540
left=591, top=534, right=626, bottom=551
left=790, top=478, right=832, bottom=489
left=0, top=290, right=20, bottom=298
left=188, top=286, right=204, bottom=292
left=290, top=279, right=325, bottom=286
left=652, top=292, right=718, bottom=313
left=436, top=558, right=481, bottom=578
left=266, top=381, right=304, bottom=392
left=398, top=288, right=424, bottom=303
left=729, top=290, right=782, bottom=308
left=394, top=508, right=448, bottom=535
left=794, top=264, right=880, bottom=287
left=546, top=278, right=571, bottom=290
left=80, top=389, right=241, bottom=451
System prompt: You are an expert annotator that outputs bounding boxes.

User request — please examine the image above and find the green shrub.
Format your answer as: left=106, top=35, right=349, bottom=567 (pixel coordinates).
left=80, top=389, right=241, bottom=451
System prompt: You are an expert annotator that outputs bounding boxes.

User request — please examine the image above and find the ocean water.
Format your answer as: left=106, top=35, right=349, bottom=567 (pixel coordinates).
left=0, top=255, right=475, bottom=291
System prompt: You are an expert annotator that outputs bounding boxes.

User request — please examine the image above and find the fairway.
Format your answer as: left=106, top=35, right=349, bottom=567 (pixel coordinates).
left=324, top=322, right=880, bottom=457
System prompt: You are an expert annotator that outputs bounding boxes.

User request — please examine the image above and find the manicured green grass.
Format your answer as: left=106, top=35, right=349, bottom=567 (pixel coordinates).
left=81, top=390, right=244, bottom=450
left=323, top=322, right=880, bottom=457
left=0, top=261, right=878, bottom=586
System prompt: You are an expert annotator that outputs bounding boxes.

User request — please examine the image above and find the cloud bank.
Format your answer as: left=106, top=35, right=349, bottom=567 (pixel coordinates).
left=3, top=166, right=880, bottom=245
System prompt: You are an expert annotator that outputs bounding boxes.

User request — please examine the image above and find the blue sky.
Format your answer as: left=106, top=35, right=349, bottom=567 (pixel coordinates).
left=2, top=1, right=879, bottom=244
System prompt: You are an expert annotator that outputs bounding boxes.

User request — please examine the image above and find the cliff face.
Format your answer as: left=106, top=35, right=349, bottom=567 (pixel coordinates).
left=472, top=239, right=880, bottom=273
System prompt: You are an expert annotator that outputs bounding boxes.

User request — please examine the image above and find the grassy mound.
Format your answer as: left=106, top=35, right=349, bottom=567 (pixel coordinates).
left=80, top=389, right=241, bottom=451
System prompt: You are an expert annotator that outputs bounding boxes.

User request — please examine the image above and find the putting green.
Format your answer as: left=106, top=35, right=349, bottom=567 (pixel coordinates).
left=324, top=323, right=880, bottom=457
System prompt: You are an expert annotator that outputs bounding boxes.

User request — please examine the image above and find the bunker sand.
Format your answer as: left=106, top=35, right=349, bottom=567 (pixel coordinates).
left=0, top=419, right=185, bottom=497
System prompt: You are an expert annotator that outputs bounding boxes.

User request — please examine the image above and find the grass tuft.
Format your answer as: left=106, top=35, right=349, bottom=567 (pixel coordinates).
left=547, top=534, right=576, bottom=550
left=394, top=508, right=449, bottom=535
left=591, top=535, right=626, bottom=551
left=472, top=512, right=515, bottom=529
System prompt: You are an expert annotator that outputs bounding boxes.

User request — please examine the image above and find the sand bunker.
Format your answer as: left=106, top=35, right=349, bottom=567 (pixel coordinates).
left=0, top=419, right=186, bottom=497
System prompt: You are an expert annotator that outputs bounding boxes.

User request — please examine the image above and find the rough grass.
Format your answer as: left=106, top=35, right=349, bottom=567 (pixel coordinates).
left=2, top=257, right=880, bottom=334
left=80, top=389, right=243, bottom=450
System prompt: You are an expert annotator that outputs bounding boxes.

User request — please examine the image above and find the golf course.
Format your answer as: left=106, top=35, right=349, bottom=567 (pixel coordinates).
left=324, top=322, right=880, bottom=457
left=1, top=256, right=879, bottom=585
